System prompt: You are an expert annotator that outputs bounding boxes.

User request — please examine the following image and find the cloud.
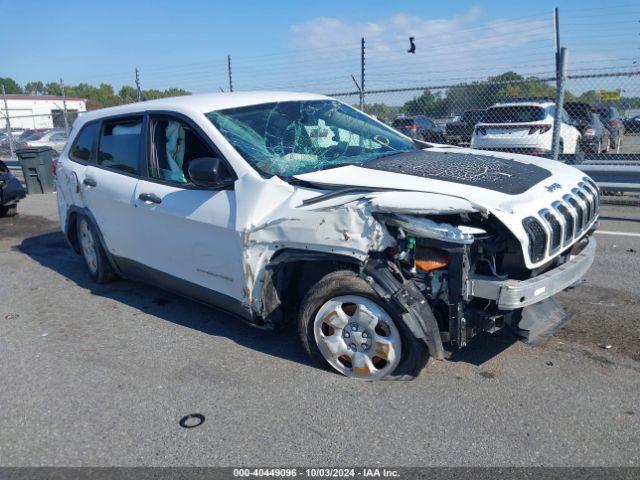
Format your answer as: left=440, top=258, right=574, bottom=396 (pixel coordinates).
left=287, top=7, right=554, bottom=90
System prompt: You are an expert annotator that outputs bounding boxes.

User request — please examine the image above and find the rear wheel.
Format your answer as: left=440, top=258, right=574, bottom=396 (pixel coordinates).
left=77, top=216, right=115, bottom=283
left=298, top=270, right=429, bottom=381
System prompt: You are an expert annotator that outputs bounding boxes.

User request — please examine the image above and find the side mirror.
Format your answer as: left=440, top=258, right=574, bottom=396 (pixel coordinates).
left=188, top=157, right=233, bottom=189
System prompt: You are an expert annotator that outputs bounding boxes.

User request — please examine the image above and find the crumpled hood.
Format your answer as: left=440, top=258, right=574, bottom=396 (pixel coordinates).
left=294, top=146, right=589, bottom=216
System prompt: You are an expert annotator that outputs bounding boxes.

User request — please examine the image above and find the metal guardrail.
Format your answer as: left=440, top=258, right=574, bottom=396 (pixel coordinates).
left=575, top=164, right=640, bottom=192
left=557, top=153, right=640, bottom=165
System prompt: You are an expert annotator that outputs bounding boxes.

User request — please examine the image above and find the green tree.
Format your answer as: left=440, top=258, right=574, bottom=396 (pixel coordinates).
left=163, top=87, right=190, bottom=97
left=45, top=82, right=62, bottom=96
left=118, top=85, right=138, bottom=103
left=24, top=81, right=45, bottom=95
left=402, top=89, right=447, bottom=116
left=365, top=103, right=391, bottom=121
left=0, top=77, right=23, bottom=94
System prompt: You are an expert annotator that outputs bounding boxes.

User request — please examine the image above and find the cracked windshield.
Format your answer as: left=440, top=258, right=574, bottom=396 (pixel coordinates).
left=206, top=100, right=418, bottom=179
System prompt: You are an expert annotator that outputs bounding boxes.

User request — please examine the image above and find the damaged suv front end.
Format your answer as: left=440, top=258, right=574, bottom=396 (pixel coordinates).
left=207, top=96, right=598, bottom=380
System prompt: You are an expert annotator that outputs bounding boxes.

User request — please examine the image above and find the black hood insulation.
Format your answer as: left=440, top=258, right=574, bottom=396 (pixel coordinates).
left=363, top=150, right=552, bottom=195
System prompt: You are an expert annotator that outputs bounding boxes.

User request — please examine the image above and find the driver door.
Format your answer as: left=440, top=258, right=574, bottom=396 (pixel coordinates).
left=126, top=113, right=244, bottom=303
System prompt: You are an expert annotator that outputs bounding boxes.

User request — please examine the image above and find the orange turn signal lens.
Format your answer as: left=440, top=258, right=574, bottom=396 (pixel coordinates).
left=415, top=259, right=449, bottom=272
left=415, top=247, right=449, bottom=272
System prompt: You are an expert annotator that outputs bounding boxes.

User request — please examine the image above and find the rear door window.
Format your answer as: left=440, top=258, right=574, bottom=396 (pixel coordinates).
left=484, top=106, right=545, bottom=123
left=97, top=117, right=143, bottom=174
left=70, top=122, right=99, bottom=162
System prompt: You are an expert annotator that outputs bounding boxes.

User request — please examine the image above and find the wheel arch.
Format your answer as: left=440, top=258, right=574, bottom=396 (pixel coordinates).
left=260, top=248, right=363, bottom=328
left=64, top=206, right=122, bottom=275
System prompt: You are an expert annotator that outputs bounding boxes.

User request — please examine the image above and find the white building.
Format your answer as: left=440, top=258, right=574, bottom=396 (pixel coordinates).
left=2, top=94, right=87, bottom=130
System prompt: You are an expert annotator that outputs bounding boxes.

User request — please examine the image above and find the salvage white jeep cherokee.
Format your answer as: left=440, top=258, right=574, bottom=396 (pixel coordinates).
left=56, top=92, right=598, bottom=381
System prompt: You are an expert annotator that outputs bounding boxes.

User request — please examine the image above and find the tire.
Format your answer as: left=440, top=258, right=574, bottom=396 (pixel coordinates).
left=0, top=204, right=17, bottom=217
left=298, top=270, right=429, bottom=381
left=76, top=215, right=116, bottom=283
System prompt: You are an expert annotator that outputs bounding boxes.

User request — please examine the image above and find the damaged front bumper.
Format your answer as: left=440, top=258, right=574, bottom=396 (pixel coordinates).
left=467, top=236, right=596, bottom=310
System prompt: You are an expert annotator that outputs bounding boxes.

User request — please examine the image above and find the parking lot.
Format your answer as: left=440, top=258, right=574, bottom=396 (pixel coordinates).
left=1, top=193, right=639, bottom=467
left=621, top=134, right=640, bottom=154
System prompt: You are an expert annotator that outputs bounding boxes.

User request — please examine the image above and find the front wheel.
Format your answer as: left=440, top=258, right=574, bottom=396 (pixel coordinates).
left=298, top=270, right=429, bottom=381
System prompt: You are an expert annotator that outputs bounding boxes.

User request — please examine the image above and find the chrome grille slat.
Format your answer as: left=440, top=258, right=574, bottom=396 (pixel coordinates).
left=539, top=208, right=562, bottom=252
left=526, top=180, right=598, bottom=265
left=553, top=201, right=573, bottom=244
left=578, top=182, right=596, bottom=223
left=581, top=182, right=598, bottom=219
left=575, top=190, right=591, bottom=224
left=565, top=195, right=584, bottom=233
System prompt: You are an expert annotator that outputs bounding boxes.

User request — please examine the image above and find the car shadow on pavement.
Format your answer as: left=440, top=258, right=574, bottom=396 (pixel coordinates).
left=446, top=330, right=519, bottom=365
left=18, top=230, right=523, bottom=371
left=17, top=231, right=316, bottom=370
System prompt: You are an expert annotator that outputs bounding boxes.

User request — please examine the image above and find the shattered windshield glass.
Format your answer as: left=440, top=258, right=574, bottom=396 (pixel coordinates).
left=206, top=100, right=418, bottom=179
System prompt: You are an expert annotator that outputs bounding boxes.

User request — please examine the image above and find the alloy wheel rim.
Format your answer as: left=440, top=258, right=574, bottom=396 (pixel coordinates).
left=313, top=295, right=402, bottom=380
left=79, top=219, right=98, bottom=274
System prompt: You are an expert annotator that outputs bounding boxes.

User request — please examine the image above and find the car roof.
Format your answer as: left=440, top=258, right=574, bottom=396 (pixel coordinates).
left=76, top=91, right=330, bottom=124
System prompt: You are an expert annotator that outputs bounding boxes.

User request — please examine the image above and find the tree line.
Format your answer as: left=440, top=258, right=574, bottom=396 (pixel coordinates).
left=0, top=77, right=190, bottom=110
left=2, top=71, right=638, bottom=119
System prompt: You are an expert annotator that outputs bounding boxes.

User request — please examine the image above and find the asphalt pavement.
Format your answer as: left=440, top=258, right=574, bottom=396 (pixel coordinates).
left=0, top=194, right=638, bottom=467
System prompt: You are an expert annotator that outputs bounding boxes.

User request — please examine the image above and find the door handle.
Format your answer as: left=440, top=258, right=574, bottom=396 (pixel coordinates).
left=83, top=177, right=97, bottom=187
left=138, top=192, right=162, bottom=204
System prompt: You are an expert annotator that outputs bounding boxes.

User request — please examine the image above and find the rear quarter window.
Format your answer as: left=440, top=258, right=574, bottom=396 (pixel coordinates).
left=70, top=122, right=100, bottom=162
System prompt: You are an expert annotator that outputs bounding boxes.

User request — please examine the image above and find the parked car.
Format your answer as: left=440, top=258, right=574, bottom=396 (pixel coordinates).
left=444, top=109, right=485, bottom=145
left=16, top=128, right=51, bottom=141
left=0, top=129, right=26, bottom=153
left=391, top=115, right=445, bottom=142
left=471, top=101, right=581, bottom=154
left=623, top=115, right=640, bottom=134
left=56, top=92, right=598, bottom=381
left=19, top=129, right=68, bottom=154
left=596, top=106, right=624, bottom=152
left=0, top=159, right=26, bottom=216
left=565, top=102, right=610, bottom=154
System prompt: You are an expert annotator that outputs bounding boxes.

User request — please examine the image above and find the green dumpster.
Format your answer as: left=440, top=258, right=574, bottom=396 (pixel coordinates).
left=15, top=147, right=56, bottom=194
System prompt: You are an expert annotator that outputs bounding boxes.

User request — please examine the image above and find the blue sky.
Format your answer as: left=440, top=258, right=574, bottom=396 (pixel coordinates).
left=2, top=0, right=638, bottom=95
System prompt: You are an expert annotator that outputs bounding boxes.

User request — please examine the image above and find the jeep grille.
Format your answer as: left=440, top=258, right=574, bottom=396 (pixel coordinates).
left=525, top=178, right=599, bottom=264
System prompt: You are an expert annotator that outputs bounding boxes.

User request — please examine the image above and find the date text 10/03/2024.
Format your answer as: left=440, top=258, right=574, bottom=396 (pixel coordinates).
left=233, top=468, right=400, bottom=477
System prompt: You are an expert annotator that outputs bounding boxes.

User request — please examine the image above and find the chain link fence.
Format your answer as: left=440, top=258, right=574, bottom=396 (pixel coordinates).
left=329, top=70, right=640, bottom=165
left=0, top=96, right=82, bottom=162
left=2, top=67, right=640, bottom=195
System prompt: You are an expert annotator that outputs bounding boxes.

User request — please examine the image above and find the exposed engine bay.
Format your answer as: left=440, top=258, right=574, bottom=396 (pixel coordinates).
left=373, top=211, right=594, bottom=349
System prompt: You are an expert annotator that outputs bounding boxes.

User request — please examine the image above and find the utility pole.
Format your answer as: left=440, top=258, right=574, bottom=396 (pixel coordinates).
left=135, top=68, right=141, bottom=102
left=360, top=37, right=365, bottom=111
left=227, top=55, right=233, bottom=92
left=553, top=8, right=561, bottom=73
left=60, top=79, right=70, bottom=136
left=2, top=84, right=15, bottom=158
left=551, top=48, right=568, bottom=161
